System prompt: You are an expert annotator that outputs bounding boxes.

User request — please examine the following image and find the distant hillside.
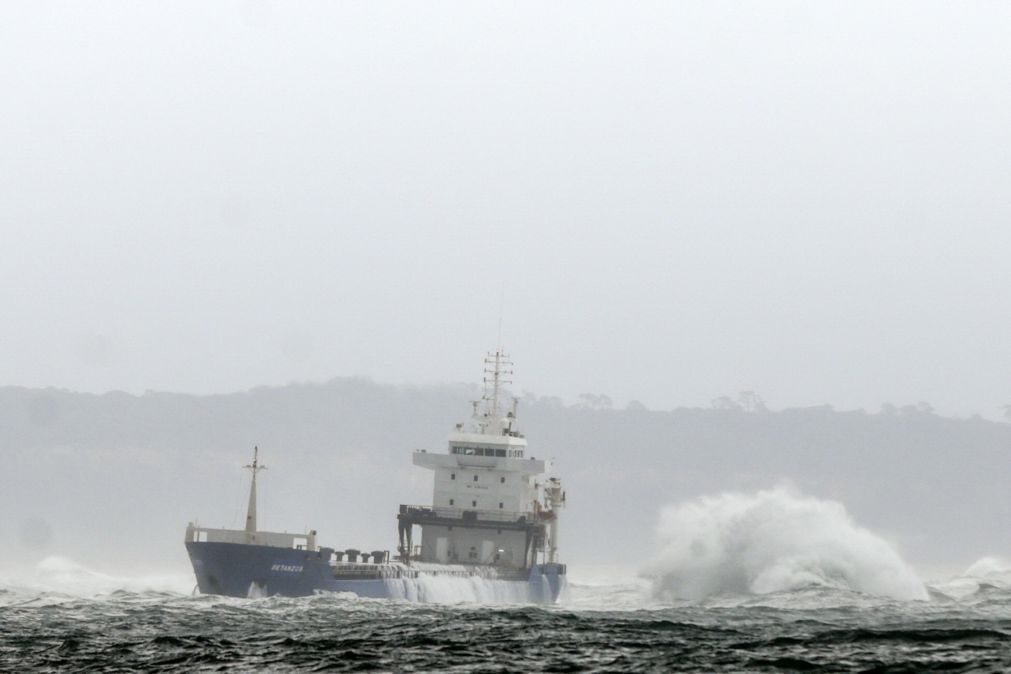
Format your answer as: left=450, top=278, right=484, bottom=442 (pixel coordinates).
left=2, top=380, right=1008, bottom=575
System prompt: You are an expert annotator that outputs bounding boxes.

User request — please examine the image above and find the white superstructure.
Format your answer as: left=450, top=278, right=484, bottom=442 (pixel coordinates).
left=398, top=350, right=565, bottom=569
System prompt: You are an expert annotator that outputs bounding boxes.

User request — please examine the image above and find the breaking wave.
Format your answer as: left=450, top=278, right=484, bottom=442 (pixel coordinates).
left=642, top=488, right=927, bottom=602
left=0, top=556, right=192, bottom=601
left=962, top=556, right=1011, bottom=585
left=931, top=557, right=1011, bottom=600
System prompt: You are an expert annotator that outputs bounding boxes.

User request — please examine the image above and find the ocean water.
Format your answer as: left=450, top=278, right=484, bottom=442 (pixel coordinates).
left=4, top=491, right=1009, bottom=671
left=2, top=562, right=1011, bottom=672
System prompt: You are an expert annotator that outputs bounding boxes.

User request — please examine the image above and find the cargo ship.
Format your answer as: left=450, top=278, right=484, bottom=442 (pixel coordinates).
left=184, top=350, right=567, bottom=602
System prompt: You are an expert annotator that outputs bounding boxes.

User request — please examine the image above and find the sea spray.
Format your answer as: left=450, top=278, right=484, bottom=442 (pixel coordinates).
left=642, top=487, right=927, bottom=601
left=0, top=556, right=194, bottom=599
left=391, top=575, right=536, bottom=603
left=963, top=556, right=1011, bottom=584
left=932, top=556, right=1011, bottom=598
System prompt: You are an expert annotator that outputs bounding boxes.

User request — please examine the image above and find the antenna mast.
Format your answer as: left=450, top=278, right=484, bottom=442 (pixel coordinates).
left=482, top=349, right=514, bottom=424
left=497, top=282, right=506, bottom=348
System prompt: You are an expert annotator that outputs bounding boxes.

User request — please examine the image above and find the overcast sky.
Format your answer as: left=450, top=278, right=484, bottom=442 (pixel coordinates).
left=2, top=1, right=1010, bottom=417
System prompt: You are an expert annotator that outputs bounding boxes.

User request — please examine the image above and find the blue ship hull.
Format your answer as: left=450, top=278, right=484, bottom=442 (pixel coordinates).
left=186, top=541, right=566, bottom=603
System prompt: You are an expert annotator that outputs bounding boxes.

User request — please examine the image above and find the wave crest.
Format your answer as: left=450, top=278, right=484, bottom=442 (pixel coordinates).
left=642, top=488, right=927, bottom=602
left=962, top=556, right=1011, bottom=583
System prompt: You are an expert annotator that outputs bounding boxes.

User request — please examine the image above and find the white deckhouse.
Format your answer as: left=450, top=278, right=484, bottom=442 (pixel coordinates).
left=397, top=350, right=565, bottom=570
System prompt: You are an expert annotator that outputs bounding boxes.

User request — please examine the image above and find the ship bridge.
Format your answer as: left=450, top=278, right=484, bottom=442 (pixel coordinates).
left=399, top=350, right=564, bottom=569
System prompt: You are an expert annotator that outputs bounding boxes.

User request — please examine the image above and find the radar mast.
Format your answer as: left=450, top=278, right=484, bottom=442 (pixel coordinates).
left=480, top=349, right=515, bottom=435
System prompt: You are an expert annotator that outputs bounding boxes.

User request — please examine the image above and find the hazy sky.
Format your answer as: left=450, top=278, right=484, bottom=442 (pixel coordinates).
left=2, top=2, right=1010, bottom=417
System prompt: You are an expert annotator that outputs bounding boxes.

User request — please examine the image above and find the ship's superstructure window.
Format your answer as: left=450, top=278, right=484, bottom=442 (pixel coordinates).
left=473, top=475, right=478, bottom=482
left=499, top=502, right=504, bottom=509
left=500, top=477, right=505, bottom=483
left=450, top=473, right=455, bottom=480
left=450, top=445, right=521, bottom=458
left=449, top=499, right=454, bottom=506
left=471, top=500, right=476, bottom=507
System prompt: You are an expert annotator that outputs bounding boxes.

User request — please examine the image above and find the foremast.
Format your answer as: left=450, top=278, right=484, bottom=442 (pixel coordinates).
left=185, top=447, right=317, bottom=552
left=244, top=445, right=267, bottom=538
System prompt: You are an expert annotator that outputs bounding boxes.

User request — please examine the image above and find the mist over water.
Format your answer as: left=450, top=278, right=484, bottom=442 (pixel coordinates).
left=643, top=488, right=928, bottom=602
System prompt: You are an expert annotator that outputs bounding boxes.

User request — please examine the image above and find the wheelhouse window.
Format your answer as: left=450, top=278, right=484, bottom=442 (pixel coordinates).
left=451, top=445, right=512, bottom=457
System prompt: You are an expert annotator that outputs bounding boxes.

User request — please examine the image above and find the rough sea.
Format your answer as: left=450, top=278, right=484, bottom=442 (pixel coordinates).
left=3, top=560, right=1010, bottom=673
left=5, top=491, right=1009, bottom=671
